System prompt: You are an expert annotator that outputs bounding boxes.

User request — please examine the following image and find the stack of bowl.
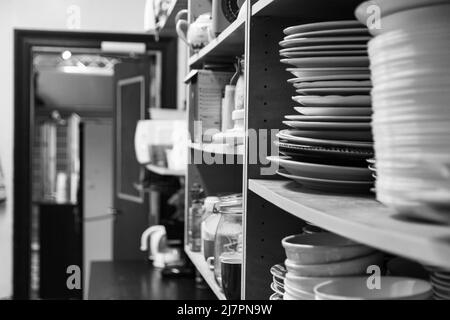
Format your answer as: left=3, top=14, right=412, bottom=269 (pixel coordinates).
left=314, top=276, right=433, bottom=300
left=281, top=233, right=383, bottom=300
left=355, top=1, right=450, bottom=223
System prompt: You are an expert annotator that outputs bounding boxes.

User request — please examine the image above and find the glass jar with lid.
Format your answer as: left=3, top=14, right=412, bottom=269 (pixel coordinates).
left=206, top=194, right=243, bottom=288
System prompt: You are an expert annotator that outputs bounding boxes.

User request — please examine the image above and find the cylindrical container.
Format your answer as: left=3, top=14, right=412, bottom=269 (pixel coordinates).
left=201, top=196, right=221, bottom=260
left=188, top=184, right=205, bottom=252
left=221, top=85, right=236, bottom=132
left=210, top=194, right=243, bottom=287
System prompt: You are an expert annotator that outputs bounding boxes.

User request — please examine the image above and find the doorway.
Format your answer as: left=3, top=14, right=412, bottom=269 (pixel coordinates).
left=13, top=30, right=177, bottom=299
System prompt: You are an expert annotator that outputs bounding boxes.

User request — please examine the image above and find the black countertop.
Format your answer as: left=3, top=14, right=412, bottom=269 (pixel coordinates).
left=88, top=261, right=216, bottom=300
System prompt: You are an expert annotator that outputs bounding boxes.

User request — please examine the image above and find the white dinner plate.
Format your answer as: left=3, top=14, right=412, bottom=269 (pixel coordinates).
left=287, top=74, right=371, bottom=83
left=280, top=50, right=368, bottom=58
left=282, top=120, right=371, bottom=130
left=294, top=106, right=372, bottom=116
left=279, top=37, right=371, bottom=48
left=277, top=130, right=373, bottom=149
left=293, top=80, right=371, bottom=88
left=268, top=156, right=372, bottom=181
left=284, top=21, right=364, bottom=36
left=279, top=127, right=372, bottom=141
left=293, top=95, right=372, bottom=107
left=276, top=170, right=373, bottom=193
left=284, top=28, right=369, bottom=40
left=287, top=67, right=369, bottom=78
left=285, top=115, right=371, bottom=122
left=280, top=44, right=367, bottom=53
left=281, top=57, right=369, bottom=68
left=296, top=87, right=371, bottom=95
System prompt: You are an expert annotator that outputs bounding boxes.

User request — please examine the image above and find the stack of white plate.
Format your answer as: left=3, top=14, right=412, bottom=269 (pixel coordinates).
left=281, top=233, right=383, bottom=300
left=274, top=20, right=375, bottom=193
left=429, top=269, right=450, bottom=300
left=356, top=1, right=450, bottom=223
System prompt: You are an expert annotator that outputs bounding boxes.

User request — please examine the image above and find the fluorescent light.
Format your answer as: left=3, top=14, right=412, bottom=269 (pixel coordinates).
left=101, top=41, right=146, bottom=54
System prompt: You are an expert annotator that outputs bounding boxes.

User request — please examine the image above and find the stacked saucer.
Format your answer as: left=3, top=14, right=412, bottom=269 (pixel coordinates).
left=269, top=264, right=286, bottom=300
left=272, top=20, right=375, bottom=193
left=356, top=1, right=450, bottom=223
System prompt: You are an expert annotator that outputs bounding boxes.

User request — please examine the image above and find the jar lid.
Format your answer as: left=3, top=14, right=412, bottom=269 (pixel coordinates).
left=214, top=193, right=243, bottom=214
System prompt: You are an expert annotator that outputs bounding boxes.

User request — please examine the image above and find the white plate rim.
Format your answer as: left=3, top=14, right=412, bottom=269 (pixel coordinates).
left=280, top=37, right=371, bottom=48
left=285, top=115, right=371, bottom=121
left=287, top=75, right=371, bottom=83
left=280, top=44, right=368, bottom=52
left=282, top=120, right=371, bottom=130
left=276, top=169, right=373, bottom=186
left=268, top=155, right=371, bottom=172
left=277, top=130, right=373, bottom=148
left=283, top=21, right=364, bottom=36
left=284, top=28, right=369, bottom=40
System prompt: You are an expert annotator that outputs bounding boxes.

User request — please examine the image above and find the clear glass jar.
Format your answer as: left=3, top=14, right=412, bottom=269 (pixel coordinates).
left=209, top=194, right=243, bottom=288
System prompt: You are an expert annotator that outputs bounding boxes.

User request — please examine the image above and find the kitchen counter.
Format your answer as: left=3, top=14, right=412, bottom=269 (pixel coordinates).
left=88, top=261, right=216, bottom=300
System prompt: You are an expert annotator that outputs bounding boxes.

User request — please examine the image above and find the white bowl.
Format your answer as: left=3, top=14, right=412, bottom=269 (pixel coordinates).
left=285, top=252, right=384, bottom=277
left=283, top=283, right=316, bottom=300
left=282, top=233, right=375, bottom=265
left=314, top=276, right=433, bottom=300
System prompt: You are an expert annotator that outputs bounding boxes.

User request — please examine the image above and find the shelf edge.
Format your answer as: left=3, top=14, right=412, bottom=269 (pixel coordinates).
left=185, top=247, right=227, bottom=300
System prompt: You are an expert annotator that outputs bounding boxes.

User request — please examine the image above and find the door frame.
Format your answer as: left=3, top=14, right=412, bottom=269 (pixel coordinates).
left=116, top=76, right=146, bottom=203
left=13, top=29, right=177, bottom=299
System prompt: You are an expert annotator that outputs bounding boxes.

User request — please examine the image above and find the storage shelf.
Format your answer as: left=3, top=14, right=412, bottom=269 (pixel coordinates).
left=156, top=0, right=188, bottom=36
left=189, top=15, right=245, bottom=68
left=189, top=141, right=244, bottom=156
left=249, top=179, right=450, bottom=269
left=145, top=164, right=185, bottom=176
left=185, top=247, right=226, bottom=300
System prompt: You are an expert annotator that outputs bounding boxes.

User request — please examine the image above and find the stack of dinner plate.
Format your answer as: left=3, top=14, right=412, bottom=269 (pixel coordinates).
left=281, top=233, right=383, bottom=300
left=273, top=20, right=375, bottom=193
left=269, top=264, right=286, bottom=300
left=356, top=1, right=450, bottom=223
left=426, top=267, right=450, bottom=300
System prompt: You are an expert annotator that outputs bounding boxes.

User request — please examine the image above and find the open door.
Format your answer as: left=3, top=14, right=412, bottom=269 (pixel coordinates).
left=113, top=59, right=151, bottom=260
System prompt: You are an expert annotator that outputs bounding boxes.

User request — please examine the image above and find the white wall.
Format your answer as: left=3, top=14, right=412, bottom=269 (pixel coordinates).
left=0, top=0, right=15, bottom=300
left=0, top=0, right=150, bottom=299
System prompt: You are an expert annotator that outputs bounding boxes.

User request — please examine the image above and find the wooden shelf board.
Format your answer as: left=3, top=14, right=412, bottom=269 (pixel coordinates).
left=145, top=164, right=185, bottom=176
left=189, top=141, right=244, bottom=156
left=157, top=0, right=188, bottom=36
left=185, top=247, right=226, bottom=300
left=252, top=0, right=362, bottom=19
left=189, top=15, right=245, bottom=67
left=249, top=179, right=450, bottom=269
